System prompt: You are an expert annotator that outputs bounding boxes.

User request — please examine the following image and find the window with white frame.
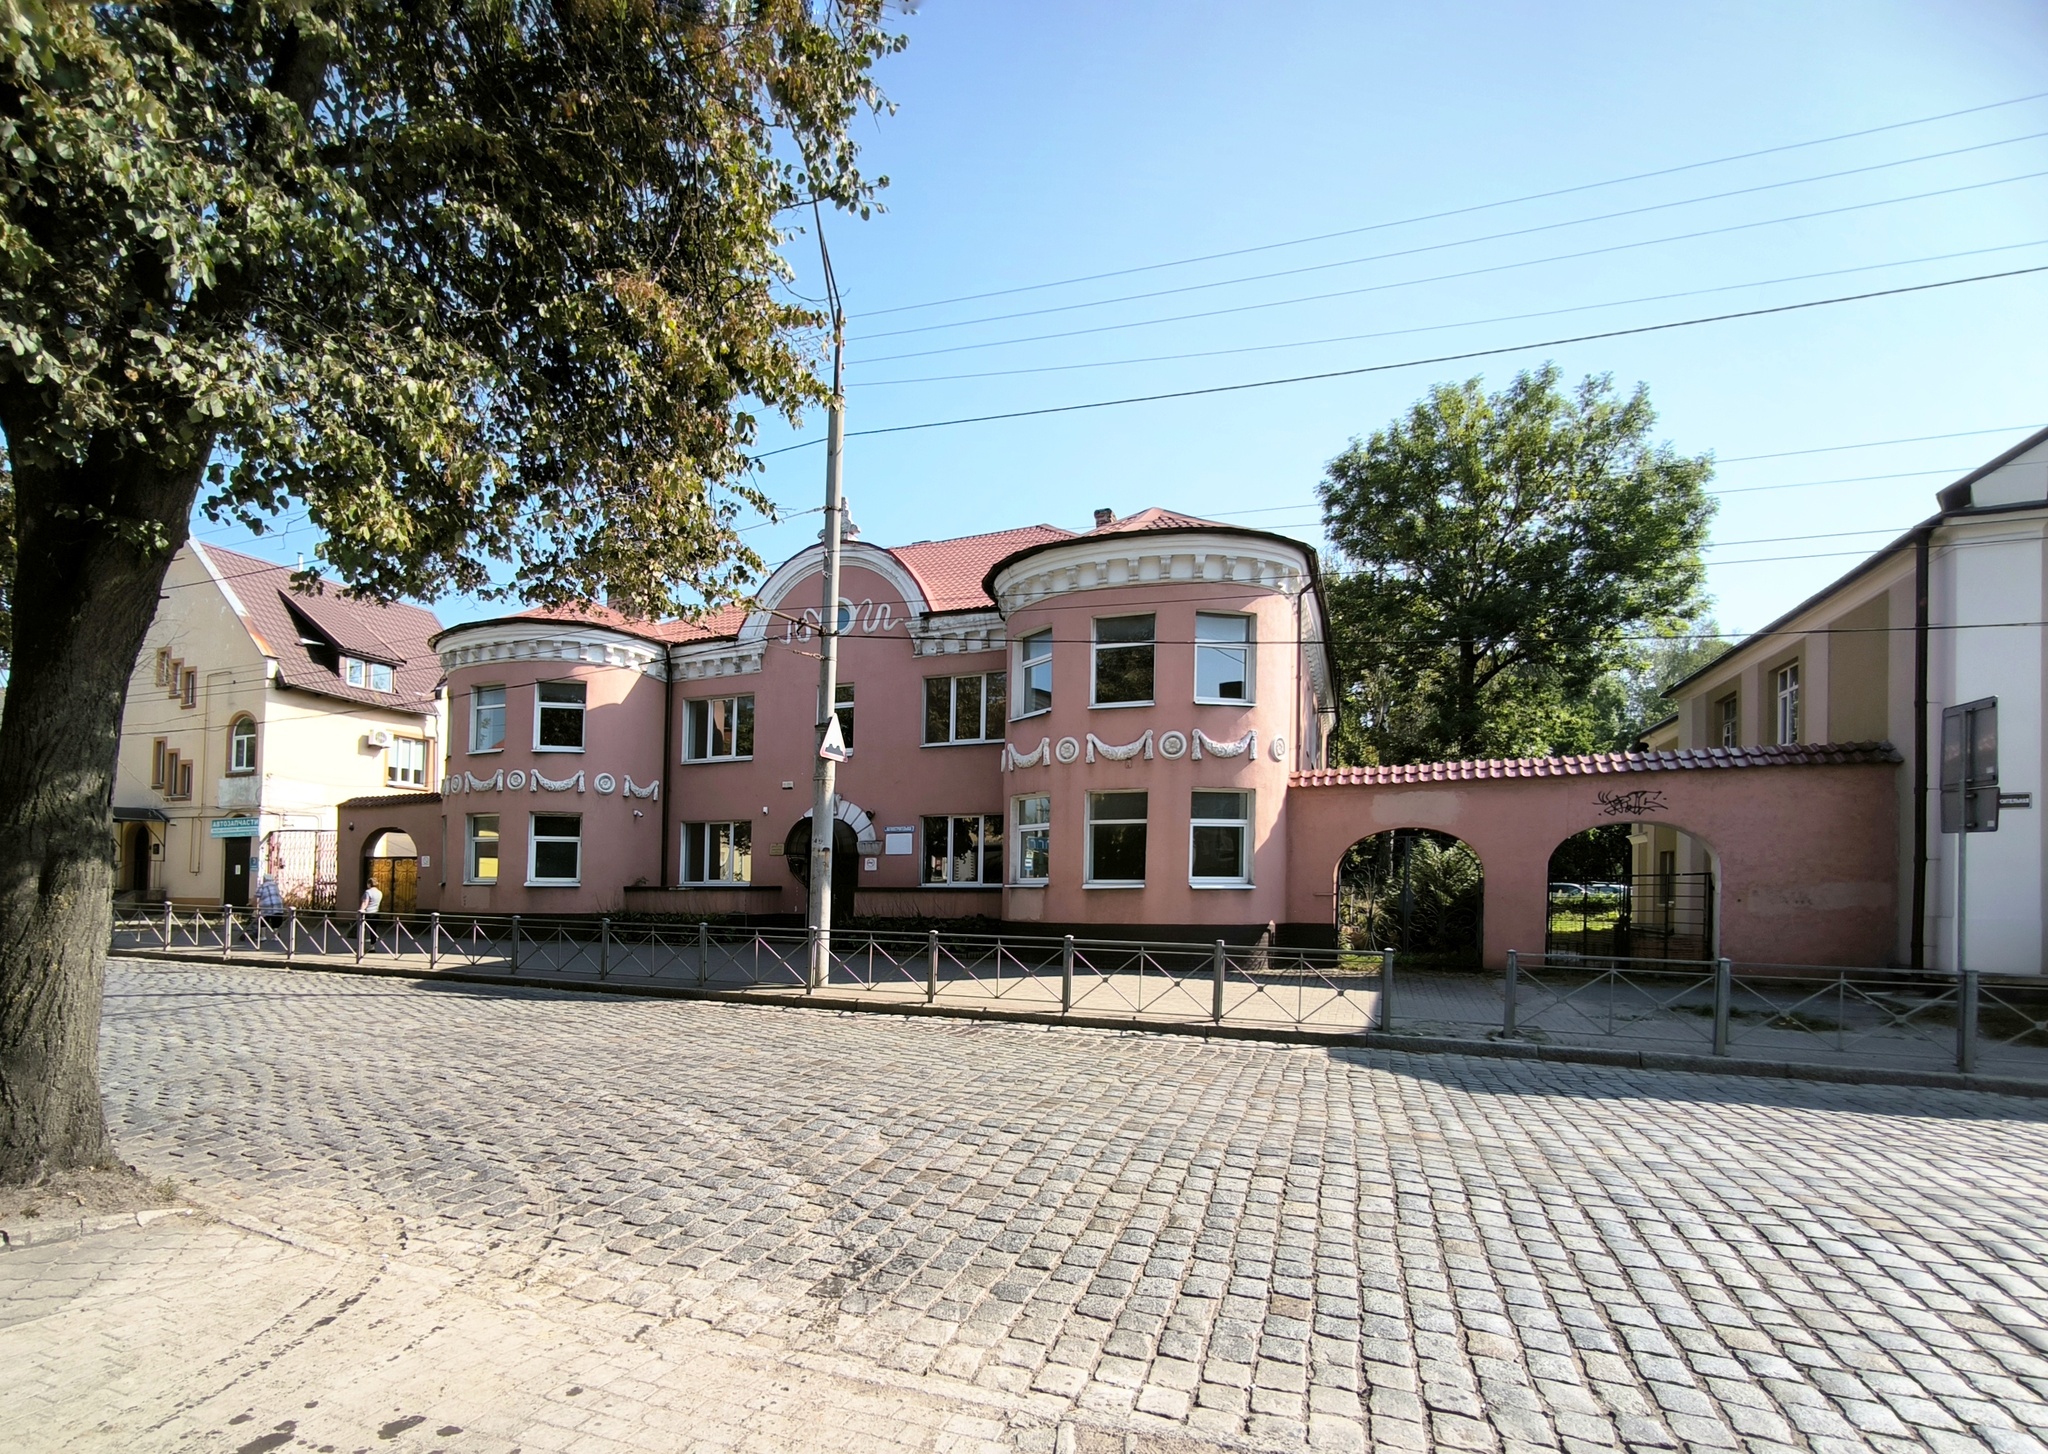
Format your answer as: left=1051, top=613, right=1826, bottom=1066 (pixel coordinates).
left=925, top=671, right=1007, bottom=744
left=1086, top=791, right=1148, bottom=885
left=1012, top=796, right=1050, bottom=884
left=470, top=686, right=506, bottom=753
left=1774, top=663, right=1800, bottom=744
left=371, top=662, right=395, bottom=692
left=528, top=813, right=581, bottom=885
left=681, top=821, right=753, bottom=884
left=228, top=717, right=257, bottom=774
left=922, top=814, right=1003, bottom=885
left=387, top=736, right=427, bottom=788
left=342, top=656, right=393, bottom=691
left=343, top=656, right=365, bottom=687
left=1092, top=615, right=1155, bottom=706
left=1016, top=630, right=1052, bottom=718
left=834, top=682, right=855, bottom=752
left=1190, top=790, right=1252, bottom=885
left=684, top=695, right=754, bottom=760
left=1718, top=693, right=1738, bottom=748
left=535, top=680, right=586, bottom=751
left=466, top=814, right=500, bottom=883
left=1194, top=614, right=1254, bottom=702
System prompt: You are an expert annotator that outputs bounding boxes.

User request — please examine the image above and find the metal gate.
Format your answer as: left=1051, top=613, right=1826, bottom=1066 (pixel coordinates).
left=261, top=829, right=338, bottom=909
left=1545, top=872, right=1714, bottom=961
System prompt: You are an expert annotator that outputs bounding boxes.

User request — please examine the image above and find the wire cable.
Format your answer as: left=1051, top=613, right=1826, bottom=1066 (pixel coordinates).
left=852, top=241, right=2048, bottom=387
left=854, top=132, right=2048, bottom=343
left=854, top=170, right=2048, bottom=366
left=817, top=266, right=2048, bottom=447
left=858, top=90, right=2048, bottom=318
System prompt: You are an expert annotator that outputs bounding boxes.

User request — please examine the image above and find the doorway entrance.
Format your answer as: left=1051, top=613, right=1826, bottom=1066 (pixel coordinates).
left=361, top=829, right=420, bottom=914
left=221, top=836, right=252, bottom=907
left=125, top=823, right=153, bottom=894
left=783, top=816, right=859, bottom=929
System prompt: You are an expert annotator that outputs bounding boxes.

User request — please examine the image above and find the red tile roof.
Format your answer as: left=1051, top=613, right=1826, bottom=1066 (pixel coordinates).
left=1291, top=741, right=1902, bottom=787
left=198, top=545, right=443, bottom=713
left=891, top=525, right=1074, bottom=613
left=506, top=600, right=752, bottom=645
left=1088, top=507, right=1231, bottom=534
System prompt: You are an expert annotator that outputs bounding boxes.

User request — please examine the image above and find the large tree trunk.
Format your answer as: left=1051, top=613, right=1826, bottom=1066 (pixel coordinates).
left=0, top=442, right=199, bottom=1183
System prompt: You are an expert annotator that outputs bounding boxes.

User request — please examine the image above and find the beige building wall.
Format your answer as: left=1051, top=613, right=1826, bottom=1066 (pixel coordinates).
left=113, top=545, right=443, bottom=906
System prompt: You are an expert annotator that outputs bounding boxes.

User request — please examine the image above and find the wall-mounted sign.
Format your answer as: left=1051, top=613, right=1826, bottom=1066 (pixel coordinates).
left=884, top=826, right=914, bottom=856
left=209, top=817, right=259, bottom=838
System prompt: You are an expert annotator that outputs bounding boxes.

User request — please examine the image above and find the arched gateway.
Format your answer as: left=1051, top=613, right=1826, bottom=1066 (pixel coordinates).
left=1285, top=742, right=1901, bottom=968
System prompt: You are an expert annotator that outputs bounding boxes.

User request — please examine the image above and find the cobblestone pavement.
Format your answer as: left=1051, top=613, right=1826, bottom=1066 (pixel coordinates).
left=13, top=958, right=2048, bottom=1454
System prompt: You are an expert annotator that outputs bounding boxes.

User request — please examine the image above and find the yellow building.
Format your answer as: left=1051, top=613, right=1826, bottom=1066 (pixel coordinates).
left=112, top=543, right=445, bottom=909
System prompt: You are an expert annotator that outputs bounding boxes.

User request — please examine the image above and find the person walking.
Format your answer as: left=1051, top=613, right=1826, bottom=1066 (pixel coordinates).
left=256, top=871, right=285, bottom=940
left=358, top=881, right=383, bottom=926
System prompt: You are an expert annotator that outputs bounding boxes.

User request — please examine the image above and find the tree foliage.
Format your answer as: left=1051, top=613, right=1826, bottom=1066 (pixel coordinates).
left=1320, top=366, right=1716, bottom=764
left=0, top=0, right=901, bottom=1183
left=0, top=0, right=898, bottom=615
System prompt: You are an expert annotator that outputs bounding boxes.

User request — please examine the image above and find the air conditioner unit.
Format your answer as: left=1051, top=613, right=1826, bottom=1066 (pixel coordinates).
left=363, top=729, right=394, bottom=750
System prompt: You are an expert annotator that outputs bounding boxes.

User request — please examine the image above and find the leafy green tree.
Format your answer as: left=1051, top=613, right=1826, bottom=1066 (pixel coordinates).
left=0, top=0, right=899, bottom=1182
left=1321, top=366, right=1715, bottom=764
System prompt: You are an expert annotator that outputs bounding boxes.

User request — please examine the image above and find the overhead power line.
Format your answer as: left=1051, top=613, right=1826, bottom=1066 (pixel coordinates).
left=858, top=90, right=2048, bottom=318
left=854, top=169, right=2048, bottom=366
left=855, top=131, right=2048, bottom=343
left=851, top=241, right=2048, bottom=388
left=803, top=266, right=2048, bottom=448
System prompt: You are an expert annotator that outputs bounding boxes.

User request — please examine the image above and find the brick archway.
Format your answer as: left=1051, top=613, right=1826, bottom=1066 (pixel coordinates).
left=1286, top=744, right=1901, bottom=967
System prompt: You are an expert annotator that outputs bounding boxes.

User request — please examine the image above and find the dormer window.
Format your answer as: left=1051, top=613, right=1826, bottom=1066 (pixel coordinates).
left=342, top=656, right=396, bottom=692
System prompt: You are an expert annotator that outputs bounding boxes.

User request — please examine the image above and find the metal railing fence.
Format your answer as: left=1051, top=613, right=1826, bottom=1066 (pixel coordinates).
left=113, top=905, right=1393, bottom=1036
left=110, top=905, right=2048, bottom=1077
left=1504, top=949, right=2048, bottom=1075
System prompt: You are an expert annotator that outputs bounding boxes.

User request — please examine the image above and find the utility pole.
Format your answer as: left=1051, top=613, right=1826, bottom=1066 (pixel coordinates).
left=806, top=207, right=847, bottom=990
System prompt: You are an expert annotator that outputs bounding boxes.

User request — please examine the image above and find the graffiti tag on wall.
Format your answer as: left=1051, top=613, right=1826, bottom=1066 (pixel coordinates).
left=1595, top=788, right=1670, bottom=817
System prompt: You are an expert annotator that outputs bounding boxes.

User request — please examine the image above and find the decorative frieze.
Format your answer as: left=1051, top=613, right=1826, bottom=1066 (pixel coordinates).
left=990, top=532, right=1312, bottom=615
left=1004, top=726, right=1267, bottom=771
left=446, top=767, right=657, bottom=799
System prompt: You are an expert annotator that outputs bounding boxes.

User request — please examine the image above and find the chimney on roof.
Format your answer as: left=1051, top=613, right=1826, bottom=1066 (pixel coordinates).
left=1093, top=508, right=1115, bottom=528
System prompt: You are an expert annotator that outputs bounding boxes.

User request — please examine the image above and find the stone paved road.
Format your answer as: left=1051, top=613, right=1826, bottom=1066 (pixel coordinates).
left=15, top=958, right=2048, bottom=1454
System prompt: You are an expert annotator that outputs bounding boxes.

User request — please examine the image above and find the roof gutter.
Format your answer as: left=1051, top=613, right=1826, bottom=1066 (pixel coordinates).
left=659, top=643, right=676, bottom=890
left=1910, top=525, right=1933, bottom=969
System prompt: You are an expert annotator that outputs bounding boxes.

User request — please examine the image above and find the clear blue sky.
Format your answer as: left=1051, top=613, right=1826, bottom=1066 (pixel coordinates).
left=195, top=0, right=2048, bottom=641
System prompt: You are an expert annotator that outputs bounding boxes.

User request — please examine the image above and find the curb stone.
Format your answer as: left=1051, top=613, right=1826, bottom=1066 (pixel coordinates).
left=113, top=947, right=2048, bottom=1101
left=0, top=1205, right=193, bottom=1251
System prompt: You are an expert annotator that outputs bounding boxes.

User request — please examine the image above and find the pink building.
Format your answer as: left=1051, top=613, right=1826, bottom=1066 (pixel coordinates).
left=339, top=508, right=1339, bottom=942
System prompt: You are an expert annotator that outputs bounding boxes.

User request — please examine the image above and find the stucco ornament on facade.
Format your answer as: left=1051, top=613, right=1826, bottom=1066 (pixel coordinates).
left=622, top=776, right=660, bottom=800
left=593, top=773, right=617, bottom=795
left=1086, top=730, right=1154, bottom=763
left=1157, top=731, right=1189, bottom=760
left=1054, top=737, right=1082, bottom=764
left=1193, top=728, right=1257, bottom=760
left=1005, top=738, right=1051, bottom=770
left=533, top=768, right=584, bottom=793
left=446, top=768, right=656, bottom=798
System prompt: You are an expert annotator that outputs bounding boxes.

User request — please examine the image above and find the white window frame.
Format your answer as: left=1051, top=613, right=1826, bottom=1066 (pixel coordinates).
left=684, top=694, right=755, bottom=762
left=1718, top=693, right=1738, bottom=748
left=1091, top=615, right=1156, bottom=709
left=227, top=717, right=257, bottom=775
left=342, top=656, right=366, bottom=687
left=370, top=662, right=395, bottom=693
left=1774, top=663, right=1800, bottom=745
left=526, top=812, right=582, bottom=886
left=386, top=736, right=428, bottom=788
left=1015, top=630, right=1053, bottom=720
left=1194, top=613, right=1256, bottom=704
left=925, top=671, right=1007, bottom=745
left=680, top=820, right=753, bottom=885
left=1012, top=795, right=1050, bottom=886
left=1085, top=790, right=1148, bottom=887
left=466, top=814, right=500, bottom=885
left=1189, top=789, right=1253, bottom=887
left=922, top=813, right=1004, bottom=886
left=533, top=680, right=587, bottom=753
left=470, top=685, right=506, bottom=754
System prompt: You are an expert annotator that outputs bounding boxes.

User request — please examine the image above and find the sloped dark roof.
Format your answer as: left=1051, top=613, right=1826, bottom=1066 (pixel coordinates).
left=197, top=544, right=442, bottom=713
left=1292, top=741, right=1901, bottom=787
left=891, top=525, right=1073, bottom=613
left=337, top=792, right=444, bottom=810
